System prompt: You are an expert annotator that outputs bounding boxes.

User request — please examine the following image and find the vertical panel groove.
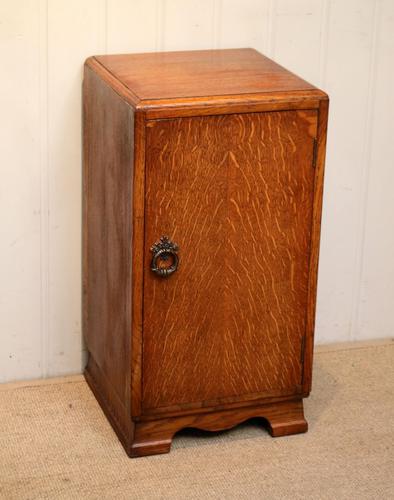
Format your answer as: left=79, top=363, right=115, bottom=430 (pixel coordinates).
left=318, top=0, right=330, bottom=87
left=105, top=0, right=108, bottom=53
left=98, top=0, right=107, bottom=54
left=264, top=0, right=271, bottom=54
left=267, top=0, right=276, bottom=57
left=350, top=0, right=381, bottom=341
left=39, top=0, right=49, bottom=378
left=212, top=0, right=222, bottom=49
left=156, top=0, right=165, bottom=51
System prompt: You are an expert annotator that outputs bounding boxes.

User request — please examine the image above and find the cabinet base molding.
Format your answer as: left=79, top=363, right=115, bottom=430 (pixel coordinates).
left=130, top=400, right=307, bottom=458
left=85, top=356, right=307, bottom=458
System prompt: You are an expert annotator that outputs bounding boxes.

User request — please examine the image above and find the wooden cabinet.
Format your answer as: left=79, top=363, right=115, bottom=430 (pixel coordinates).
left=83, top=48, right=328, bottom=457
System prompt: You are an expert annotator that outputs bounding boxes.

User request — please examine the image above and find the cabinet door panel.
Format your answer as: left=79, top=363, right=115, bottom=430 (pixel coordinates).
left=143, top=110, right=317, bottom=411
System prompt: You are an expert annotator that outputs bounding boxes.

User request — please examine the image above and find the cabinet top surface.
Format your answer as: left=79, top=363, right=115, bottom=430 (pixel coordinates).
left=91, top=48, right=322, bottom=104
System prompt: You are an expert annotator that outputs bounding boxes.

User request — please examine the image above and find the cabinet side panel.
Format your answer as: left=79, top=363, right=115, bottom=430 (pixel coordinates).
left=83, top=66, right=134, bottom=408
left=303, top=98, right=329, bottom=393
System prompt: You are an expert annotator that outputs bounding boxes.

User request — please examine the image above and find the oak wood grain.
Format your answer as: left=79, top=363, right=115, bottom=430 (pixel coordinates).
left=86, top=49, right=328, bottom=120
left=95, top=48, right=316, bottom=101
left=143, top=110, right=317, bottom=411
left=83, top=66, right=133, bottom=413
left=302, top=98, right=329, bottom=394
left=83, top=48, right=329, bottom=458
left=130, top=110, right=146, bottom=418
left=130, top=399, right=307, bottom=458
left=141, top=93, right=324, bottom=120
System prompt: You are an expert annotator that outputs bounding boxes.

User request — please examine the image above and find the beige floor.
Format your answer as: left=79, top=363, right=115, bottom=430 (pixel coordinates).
left=0, top=340, right=393, bottom=500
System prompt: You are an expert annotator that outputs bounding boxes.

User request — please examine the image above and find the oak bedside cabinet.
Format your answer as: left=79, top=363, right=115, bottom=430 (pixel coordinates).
left=83, top=48, right=328, bottom=458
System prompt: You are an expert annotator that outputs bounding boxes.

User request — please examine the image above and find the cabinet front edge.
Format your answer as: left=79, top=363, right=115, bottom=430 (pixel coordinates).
left=139, top=90, right=327, bottom=119
left=85, top=56, right=141, bottom=108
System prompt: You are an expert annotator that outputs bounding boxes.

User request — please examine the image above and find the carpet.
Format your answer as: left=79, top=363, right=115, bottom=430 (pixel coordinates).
left=0, top=340, right=393, bottom=499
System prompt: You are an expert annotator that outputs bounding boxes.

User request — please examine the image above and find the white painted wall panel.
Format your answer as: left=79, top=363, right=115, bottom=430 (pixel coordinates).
left=107, top=0, right=158, bottom=53
left=315, top=0, right=376, bottom=343
left=162, top=0, right=216, bottom=50
left=357, top=0, right=394, bottom=340
left=217, top=0, right=268, bottom=52
left=0, top=0, right=393, bottom=381
left=46, top=0, right=106, bottom=376
left=0, top=1, right=42, bottom=382
left=272, top=0, right=324, bottom=84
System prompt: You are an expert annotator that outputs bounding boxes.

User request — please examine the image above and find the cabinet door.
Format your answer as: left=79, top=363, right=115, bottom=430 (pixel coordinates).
left=143, top=110, right=317, bottom=412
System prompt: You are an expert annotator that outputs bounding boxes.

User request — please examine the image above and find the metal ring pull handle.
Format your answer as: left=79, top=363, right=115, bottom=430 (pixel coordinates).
left=150, top=236, right=179, bottom=277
